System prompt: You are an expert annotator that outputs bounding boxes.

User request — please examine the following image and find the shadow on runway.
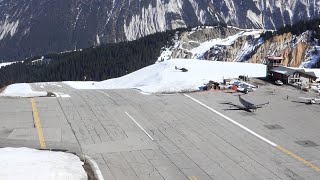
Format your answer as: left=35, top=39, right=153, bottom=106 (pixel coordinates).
left=220, top=102, right=253, bottom=113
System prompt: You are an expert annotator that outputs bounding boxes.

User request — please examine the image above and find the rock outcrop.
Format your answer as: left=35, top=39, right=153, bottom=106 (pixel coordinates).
left=159, top=27, right=317, bottom=67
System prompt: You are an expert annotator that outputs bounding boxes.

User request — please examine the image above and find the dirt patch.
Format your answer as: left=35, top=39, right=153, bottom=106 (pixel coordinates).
left=46, top=92, right=56, bottom=97
left=0, top=86, right=7, bottom=93
left=83, top=159, right=97, bottom=180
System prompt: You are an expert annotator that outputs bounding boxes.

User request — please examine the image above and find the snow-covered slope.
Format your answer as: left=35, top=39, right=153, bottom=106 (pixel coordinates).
left=65, top=59, right=266, bottom=93
left=1, top=0, right=319, bottom=61
left=158, top=26, right=265, bottom=62
left=0, top=83, right=47, bottom=97
left=300, top=45, right=320, bottom=68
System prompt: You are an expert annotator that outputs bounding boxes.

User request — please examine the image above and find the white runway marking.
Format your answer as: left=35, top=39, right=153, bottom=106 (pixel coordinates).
left=97, top=90, right=111, bottom=97
left=125, top=112, right=154, bottom=141
left=53, top=92, right=71, bottom=98
left=184, top=94, right=277, bottom=147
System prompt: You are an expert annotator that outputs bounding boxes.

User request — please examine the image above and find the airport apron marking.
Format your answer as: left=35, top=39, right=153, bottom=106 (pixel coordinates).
left=125, top=112, right=154, bottom=141
left=184, top=94, right=320, bottom=173
left=31, top=98, right=47, bottom=149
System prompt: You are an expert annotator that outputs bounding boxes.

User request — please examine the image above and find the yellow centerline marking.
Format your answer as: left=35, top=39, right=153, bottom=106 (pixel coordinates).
left=31, top=98, right=47, bottom=149
left=277, top=146, right=320, bottom=172
left=188, top=176, right=197, bottom=180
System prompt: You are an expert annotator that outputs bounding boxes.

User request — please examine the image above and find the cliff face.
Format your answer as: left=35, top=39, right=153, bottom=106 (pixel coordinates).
left=250, top=32, right=311, bottom=67
left=159, top=27, right=317, bottom=67
left=1, top=0, right=320, bottom=61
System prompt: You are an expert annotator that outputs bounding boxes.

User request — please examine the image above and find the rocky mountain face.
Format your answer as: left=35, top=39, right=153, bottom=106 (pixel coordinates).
left=1, top=0, right=320, bottom=61
left=158, top=26, right=319, bottom=68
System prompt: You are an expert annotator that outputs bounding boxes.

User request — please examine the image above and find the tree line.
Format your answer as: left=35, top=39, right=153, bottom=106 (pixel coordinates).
left=260, top=18, right=320, bottom=41
left=0, top=29, right=181, bottom=88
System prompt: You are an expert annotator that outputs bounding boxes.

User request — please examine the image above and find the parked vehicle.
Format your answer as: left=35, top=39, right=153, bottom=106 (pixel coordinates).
left=275, top=80, right=283, bottom=86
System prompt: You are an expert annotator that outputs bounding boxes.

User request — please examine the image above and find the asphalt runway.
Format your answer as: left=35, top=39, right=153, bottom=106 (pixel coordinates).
left=0, top=81, right=320, bottom=180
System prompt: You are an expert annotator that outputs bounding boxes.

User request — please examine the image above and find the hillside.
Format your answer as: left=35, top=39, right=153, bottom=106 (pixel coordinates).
left=0, top=30, right=177, bottom=88
left=64, top=59, right=266, bottom=93
left=160, top=20, right=320, bottom=68
left=1, top=0, right=320, bottom=61
left=0, top=20, right=320, bottom=88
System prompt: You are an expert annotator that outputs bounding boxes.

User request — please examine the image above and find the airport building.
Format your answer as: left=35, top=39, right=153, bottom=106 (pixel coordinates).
left=269, top=66, right=317, bottom=84
left=266, top=56, right=319, bottom=84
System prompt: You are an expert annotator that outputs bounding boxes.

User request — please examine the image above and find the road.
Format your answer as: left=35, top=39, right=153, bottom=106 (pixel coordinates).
left=0, top=81, right=320, bottom=180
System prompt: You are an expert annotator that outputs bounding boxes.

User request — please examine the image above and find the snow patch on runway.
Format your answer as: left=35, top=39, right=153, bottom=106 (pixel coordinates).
left=0, top=147, right=87, bottom=180
left=64, top=59, right=266, bottom=93
left=53, top=92, right=71, bottom=98
left=0, top=83, right=47, bottom=97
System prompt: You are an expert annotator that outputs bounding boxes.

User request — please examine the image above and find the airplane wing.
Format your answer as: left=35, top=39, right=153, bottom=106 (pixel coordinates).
left=299, top=97, right=314, bottom=100
left=255, top=102, right=269, bottom=107
left=220, top=102, right=245, bottom=109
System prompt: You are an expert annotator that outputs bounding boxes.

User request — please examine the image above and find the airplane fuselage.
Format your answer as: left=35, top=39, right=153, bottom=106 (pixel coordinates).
left=239, top=95, right=257, bottom=111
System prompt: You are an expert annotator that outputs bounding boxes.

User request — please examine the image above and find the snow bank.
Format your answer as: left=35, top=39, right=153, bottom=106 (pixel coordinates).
left=0, top=147, right=87, bottom=180
left=65, top=59, right=266, bottom=93
left=0, top=83, right=47, bottom=97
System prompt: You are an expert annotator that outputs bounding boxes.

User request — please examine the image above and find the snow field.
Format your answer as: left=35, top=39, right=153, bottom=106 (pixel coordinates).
left=65, top=59, right=267, bottom=93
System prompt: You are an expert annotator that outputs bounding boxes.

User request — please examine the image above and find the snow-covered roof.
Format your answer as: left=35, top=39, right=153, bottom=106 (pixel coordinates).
left=304, top=69, right=320, bottom=78
left=267, top=56, right=284, bottom=60
left=271, top=66, right=319, bottom=78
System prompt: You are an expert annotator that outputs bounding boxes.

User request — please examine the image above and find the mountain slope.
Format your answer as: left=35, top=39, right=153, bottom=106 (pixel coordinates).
left=1, top=0, right=320, bottom=61
left=159, top=22, right=320, bottom=68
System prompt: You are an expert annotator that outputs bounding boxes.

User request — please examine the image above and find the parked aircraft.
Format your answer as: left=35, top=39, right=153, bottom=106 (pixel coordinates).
left=222, top=95, right=269, bottom=112
left=175, top=66, right=188, bottom=72
left=298, top=97, right=320, bottom=104
left=232, top=85, right=254, bottom=94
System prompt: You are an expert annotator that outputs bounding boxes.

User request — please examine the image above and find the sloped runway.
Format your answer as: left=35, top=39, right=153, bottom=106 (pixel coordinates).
left=1, top=82, right=320, bottom=180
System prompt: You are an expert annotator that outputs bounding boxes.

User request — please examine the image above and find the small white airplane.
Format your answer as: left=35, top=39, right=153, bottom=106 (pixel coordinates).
left=298, top=97, right=320, bottom=104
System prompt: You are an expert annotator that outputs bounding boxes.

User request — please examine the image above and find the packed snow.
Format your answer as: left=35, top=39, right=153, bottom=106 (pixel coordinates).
left=0, top=83, right=47, bottom=97
left=191, top=30, right=263, bottom=59
left=65, top=59, right=266, bottom=93
left=0, top=147, right=87, bottom=180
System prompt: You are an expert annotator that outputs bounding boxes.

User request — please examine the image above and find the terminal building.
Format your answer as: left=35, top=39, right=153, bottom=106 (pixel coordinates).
left=266, top=56, right=319, bottom=84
